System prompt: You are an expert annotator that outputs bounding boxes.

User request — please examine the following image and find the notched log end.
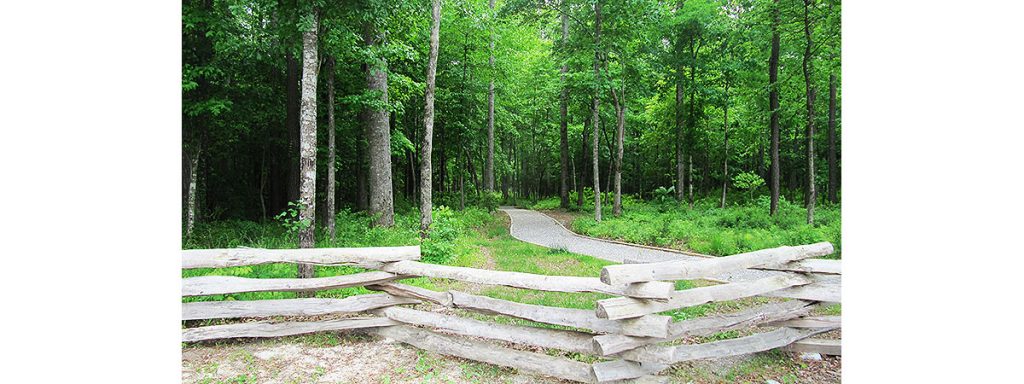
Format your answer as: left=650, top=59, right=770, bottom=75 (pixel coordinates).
left=595, top=302, right=611, bottom=319
left=599, top=266, right=616, bottom=285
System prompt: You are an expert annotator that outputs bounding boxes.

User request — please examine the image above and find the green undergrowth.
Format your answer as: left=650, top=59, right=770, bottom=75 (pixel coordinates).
left=533, top=195, right=840, bottom=258
left=182, top=207, right=492, bottom=303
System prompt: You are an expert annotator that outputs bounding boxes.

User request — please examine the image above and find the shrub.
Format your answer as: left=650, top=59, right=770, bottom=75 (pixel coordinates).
left=732, top=172, right=765, bottom=202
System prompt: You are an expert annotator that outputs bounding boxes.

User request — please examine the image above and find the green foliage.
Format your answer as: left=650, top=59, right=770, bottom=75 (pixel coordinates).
left=273, top=201, right=310, bottom=236
left=529, top=197, right=562, bottom=210
left=573, top=198, right=841, bottom=258
left=183, top=207, right=495, bottom=303
left=732, top=171, right=765, bottom=201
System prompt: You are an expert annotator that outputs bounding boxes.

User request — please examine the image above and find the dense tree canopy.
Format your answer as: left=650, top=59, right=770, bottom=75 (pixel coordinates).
left=183, top=0, right=841, bottom=229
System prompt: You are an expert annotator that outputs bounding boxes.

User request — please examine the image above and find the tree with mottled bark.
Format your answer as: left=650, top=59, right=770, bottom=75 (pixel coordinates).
left=768, top=0, right=781, bottom=217
left=420, top=0, right=441, bottom=238
left=592, top=0, right=603, bottom=222
left=185, top=144, right=201, bottom=238
left=484, top=0, right=496, bottom=192
left=558, top=4, right=570, bottom=209
left=802, top=0, right=816, bottom=224
left=366, top=22, right=395, bottom=227
left=325, top=55, right=337, bottom=240
left=297, top=11, right=319, bottom=283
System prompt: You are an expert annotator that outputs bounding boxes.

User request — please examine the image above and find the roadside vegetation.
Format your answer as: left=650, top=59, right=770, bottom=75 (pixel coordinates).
left=530, top=192, right=841, bottom=259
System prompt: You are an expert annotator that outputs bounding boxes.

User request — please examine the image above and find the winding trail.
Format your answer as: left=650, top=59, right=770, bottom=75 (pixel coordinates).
left=500, top=207, right=786, bottom=283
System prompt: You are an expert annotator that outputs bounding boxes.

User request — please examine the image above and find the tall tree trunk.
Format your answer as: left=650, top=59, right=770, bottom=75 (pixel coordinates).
left=484, top=0, right=496, bottom=192
left=365, top=24, right=395, bottom=227
left=325, top=56, right=336, bottom=241
left=420, top=0, right=441, bottom=238
left=768, top=0, right=781, bottom=216
left=297, top=11, right=319, bottom=284
left=721, top=79, right=729, bottom=209
left=803, top=0, right=816, bottom=225
left=185, top=144, right=201, bottom=238
left=559, top=7, right=570, bottom=209
left=591, top=0, right=603, bottom=222
left=675, top=65, right=686, bottom=200
left=610, top=83, right=625, bottom=216
left=827, top=73, right=838, bottom=203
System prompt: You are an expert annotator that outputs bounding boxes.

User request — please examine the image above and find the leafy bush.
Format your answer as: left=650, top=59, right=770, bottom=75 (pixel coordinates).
left=732, top=172, right=765, bottom=202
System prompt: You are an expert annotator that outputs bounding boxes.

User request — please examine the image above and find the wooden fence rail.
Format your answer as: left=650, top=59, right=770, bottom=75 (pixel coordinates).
left=181, top=241, right=841, bottom=383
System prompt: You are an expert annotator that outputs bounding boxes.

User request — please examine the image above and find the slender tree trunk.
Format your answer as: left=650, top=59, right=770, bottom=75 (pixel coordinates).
left=297, top=11, right=319, bottom=284
left=688, top=37, right=699, bottom=208
left=571, top=153, right=577, bottom=200
left=185, top=144, right=201, bottom=238
left=591, top=0, right=603, bottom=222
left=420, top=0, right=441, bottom=238
left=768, top=0, right=781, bottom=216
left=827, top=73, right=838, bottom=203
left=675, top=68, right=685, bottom=200
left=803, top=0, right=816, bottom=225
left=610, top=84, right=625, bottom=216
left=559, top=8, right=570, bottom=209
left=721, top=79, right=729, bottom=209
left=484, top=0, right=496, bottom=192
left=325, top=56, right=337, bottom=241
left=365, top=24, right=395, bottom=227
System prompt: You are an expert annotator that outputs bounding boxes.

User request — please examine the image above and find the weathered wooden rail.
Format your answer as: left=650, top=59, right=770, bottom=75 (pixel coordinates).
left=181, top=242, right=841, bottom=383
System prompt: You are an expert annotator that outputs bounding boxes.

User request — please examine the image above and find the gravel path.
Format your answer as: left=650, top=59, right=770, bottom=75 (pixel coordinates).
left=500, top=207, right=784, bottom=283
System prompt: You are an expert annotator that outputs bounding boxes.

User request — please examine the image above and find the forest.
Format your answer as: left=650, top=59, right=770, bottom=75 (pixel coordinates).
left=183, top=0, right=840, bottom=253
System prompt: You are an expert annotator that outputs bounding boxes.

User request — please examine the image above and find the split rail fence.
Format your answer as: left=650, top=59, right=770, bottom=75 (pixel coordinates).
left=182, top=242, right=841, bottom=383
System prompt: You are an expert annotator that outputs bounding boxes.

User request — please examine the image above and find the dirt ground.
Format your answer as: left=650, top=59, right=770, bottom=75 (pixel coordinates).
left=182, top=332, right=840, bottom=384
left=182, top=333, right=570, bottom=384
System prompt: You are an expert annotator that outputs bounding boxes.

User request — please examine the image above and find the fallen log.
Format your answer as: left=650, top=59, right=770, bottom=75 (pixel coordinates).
left=600, top=242, right=833, bottom=285
left=181, top=294, right=418, bottom=320
left=182, top=246, right=420, bottom=269
left=595, top=274, right=813, bottom=320
left=450, top=290, right=671, bottom=338
left=182, top=271, right=404, bottom=296
left=381, top=261, right=673, bottom=299
left=181, top=317, right=396, bottom=342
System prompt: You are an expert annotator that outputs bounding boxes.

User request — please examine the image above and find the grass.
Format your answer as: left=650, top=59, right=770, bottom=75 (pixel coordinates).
left=182, top=206, right=493, bottom=303
left=531, top=194, right=841, bottom=259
